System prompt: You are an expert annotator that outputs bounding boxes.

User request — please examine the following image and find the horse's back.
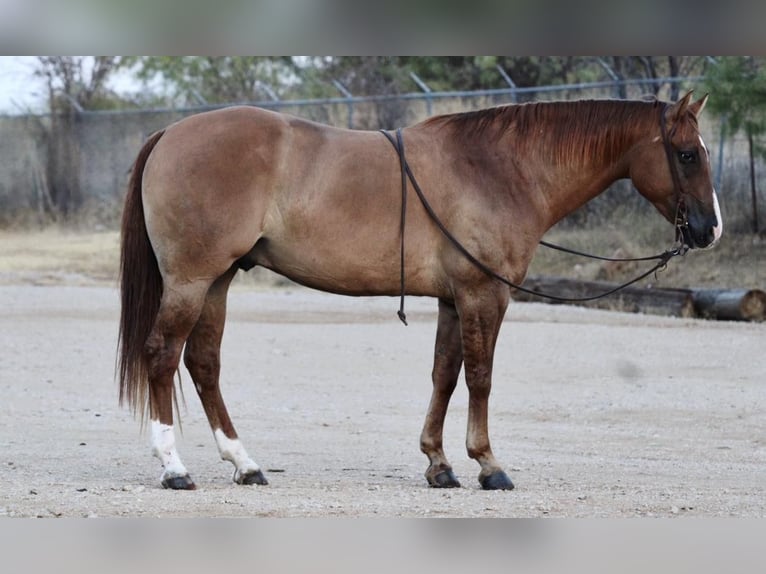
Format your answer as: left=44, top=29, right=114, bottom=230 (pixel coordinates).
left=140, top=106, right=420, bottom=293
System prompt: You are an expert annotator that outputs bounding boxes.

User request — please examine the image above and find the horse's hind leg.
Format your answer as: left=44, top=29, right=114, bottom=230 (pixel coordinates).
left=146, top=279, right=210, bottom=490
left=420, top=299, right=464, bottom=488
left=183, top=266, right=267, bottom=486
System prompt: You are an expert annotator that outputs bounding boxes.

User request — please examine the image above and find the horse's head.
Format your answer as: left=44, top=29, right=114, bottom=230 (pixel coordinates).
left=629, top=91, right=722, bottom=249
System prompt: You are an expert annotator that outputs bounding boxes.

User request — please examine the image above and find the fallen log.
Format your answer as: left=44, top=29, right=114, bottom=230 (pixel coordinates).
left=515, top=276, right=696, bottom=317
left=691, top=289, right=766, bottom=321
left=515, top=276, right=765, bottom=321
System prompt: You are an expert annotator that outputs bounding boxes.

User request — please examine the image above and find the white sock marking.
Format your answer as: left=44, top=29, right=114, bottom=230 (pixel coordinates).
left=214, top=429, right=261, bottom=479
left=151, top=420, right=188, bottom=478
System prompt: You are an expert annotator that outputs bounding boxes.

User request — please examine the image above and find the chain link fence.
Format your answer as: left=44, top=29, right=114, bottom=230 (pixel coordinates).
left=0, top=76, right=760, bottom=232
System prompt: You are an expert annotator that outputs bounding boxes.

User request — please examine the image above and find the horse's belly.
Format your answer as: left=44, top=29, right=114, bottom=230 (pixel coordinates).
left=249, top=233, right=402, bottom=296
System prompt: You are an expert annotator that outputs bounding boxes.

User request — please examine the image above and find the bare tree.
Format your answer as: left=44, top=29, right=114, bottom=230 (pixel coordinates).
left=31, top=57, right=124, bottom=217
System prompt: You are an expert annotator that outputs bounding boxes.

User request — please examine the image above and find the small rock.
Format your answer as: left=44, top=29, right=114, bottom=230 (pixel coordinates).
left=122, top=484, right=144, bottom=493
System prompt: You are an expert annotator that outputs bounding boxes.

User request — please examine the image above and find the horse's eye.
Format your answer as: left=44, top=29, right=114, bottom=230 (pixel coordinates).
left=678, top=150, right=697, bottom=165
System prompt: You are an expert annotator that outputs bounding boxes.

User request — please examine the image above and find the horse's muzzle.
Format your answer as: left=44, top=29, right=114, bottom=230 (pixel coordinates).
left=683, top=196, right=722, bottom=249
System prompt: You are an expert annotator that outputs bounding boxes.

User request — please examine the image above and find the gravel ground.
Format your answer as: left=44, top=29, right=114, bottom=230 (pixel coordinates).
left=0, top=285, right=763, bottom=517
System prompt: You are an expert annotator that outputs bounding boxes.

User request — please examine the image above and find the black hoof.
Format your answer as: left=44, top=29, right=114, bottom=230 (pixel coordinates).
left=428, top=468, right=461, bottom=488
left=237, top=469, right=268, bottom=486
left=162, top=475, right=196, bottom=490
left=479, top=470, right=514, bottom=491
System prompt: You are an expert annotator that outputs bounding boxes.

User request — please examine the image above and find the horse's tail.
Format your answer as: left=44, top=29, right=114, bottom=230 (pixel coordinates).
left=117, top=129, right=166, bottom=421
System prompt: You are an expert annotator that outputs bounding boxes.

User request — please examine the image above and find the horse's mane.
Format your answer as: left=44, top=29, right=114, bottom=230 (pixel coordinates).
left=423, top=99, right=666, bottom=166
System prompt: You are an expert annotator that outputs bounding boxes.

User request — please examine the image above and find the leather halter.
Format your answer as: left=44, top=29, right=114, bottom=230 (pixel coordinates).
left=659, top=102, right=691, bottom=243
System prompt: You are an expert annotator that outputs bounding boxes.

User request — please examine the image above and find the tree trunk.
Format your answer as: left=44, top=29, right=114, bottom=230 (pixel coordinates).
left=46, top=109, right=81, bottom=217
left=748, top=131, right=759, bottom=234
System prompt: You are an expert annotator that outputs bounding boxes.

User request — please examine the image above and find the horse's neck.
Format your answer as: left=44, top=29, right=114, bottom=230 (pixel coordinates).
left=415, top=102, right=655, bottom=230
left=505, top=114, right=649, bottom=228
left=538, top=152, right=626, bottom=227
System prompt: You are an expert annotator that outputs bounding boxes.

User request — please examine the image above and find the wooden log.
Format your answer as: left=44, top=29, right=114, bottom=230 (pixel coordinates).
left=516, top=276, right=696, bottom=318
left=691, top=289, right=766, bottom=322
left=516, top=277, right=766, bottom=321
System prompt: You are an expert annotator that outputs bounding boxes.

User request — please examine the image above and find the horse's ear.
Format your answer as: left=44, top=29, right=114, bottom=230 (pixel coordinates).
left=688, top=93, right=709, bottom=117
left=668, top=90, right=694, bottom=121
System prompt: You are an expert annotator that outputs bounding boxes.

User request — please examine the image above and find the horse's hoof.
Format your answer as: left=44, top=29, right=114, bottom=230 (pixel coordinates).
left=161, top=474, right=196, bottom=490
left=427, top=468, right=461, bottom=488
left=236, top=469, right=268, bottom=486
left=479, top=470, right=514, bottom=491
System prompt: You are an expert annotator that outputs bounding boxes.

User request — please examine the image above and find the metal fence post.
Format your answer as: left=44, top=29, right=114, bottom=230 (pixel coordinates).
left=332, top=80, right=354, bottom=129
left=496, top=65, right=517, bottom=103
left=409, top=72, right=433, bottom=117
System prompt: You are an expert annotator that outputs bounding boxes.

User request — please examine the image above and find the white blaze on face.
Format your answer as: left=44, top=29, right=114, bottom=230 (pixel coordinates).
left=698, top=135, right=710, bottom=160
left=151, top=420, right=188, bottom=478
left=711, top=190, right=723, bottom=244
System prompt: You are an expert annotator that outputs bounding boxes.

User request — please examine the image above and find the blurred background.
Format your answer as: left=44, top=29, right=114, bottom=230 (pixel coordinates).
left=0, top=56, right=763, bottom=289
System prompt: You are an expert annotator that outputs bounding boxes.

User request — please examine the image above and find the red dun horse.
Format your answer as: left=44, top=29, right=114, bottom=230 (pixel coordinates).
left=118, top=92, right=721, bottom=490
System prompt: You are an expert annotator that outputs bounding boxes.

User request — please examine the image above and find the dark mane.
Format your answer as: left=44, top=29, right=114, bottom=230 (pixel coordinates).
left=423, top=99, right=665, bottom=166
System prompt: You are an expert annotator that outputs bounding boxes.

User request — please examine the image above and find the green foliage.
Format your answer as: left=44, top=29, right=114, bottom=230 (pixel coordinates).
left=702, top=57, right=766, bottom=156
left=305, top=56, right=706, bottom=97
left=126, top=56, right=708, bottom=106
left=309, top=57, right=598, bottom=94
left=130, top=57, right=298, bottom=105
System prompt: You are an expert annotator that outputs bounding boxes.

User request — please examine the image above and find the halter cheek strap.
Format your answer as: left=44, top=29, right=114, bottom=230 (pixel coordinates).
left=659, top=103, right=689, bottom=242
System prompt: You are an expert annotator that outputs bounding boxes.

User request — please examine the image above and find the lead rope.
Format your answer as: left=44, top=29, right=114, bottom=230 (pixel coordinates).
left=380, top=121, right=685, bottom=324
left=394, top=129, right=408, bottom=325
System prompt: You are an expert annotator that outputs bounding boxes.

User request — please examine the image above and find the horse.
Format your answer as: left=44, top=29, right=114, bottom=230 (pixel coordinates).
left=118, top=91, right=721, bottom=491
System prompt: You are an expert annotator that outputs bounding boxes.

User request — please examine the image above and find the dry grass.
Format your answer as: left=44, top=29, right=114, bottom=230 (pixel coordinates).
left=0, top=227, right=288, bottom=288
left=0, top=228, right=120, bottom=286
left=1, top=226, right=763, bottom=291
left=530, top=217, right=766, bottom=290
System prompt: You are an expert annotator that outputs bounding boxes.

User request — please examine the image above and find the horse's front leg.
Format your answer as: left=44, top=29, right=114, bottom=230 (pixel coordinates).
left=456, top=284, right=515, bottom=490
left=420, top=299, right=464, bottom=487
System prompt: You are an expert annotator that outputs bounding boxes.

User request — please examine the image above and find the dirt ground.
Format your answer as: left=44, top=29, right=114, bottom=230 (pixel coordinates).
left=0, top=229, right=764, bottom=517
left=1, top=274, right=763, bottom=517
